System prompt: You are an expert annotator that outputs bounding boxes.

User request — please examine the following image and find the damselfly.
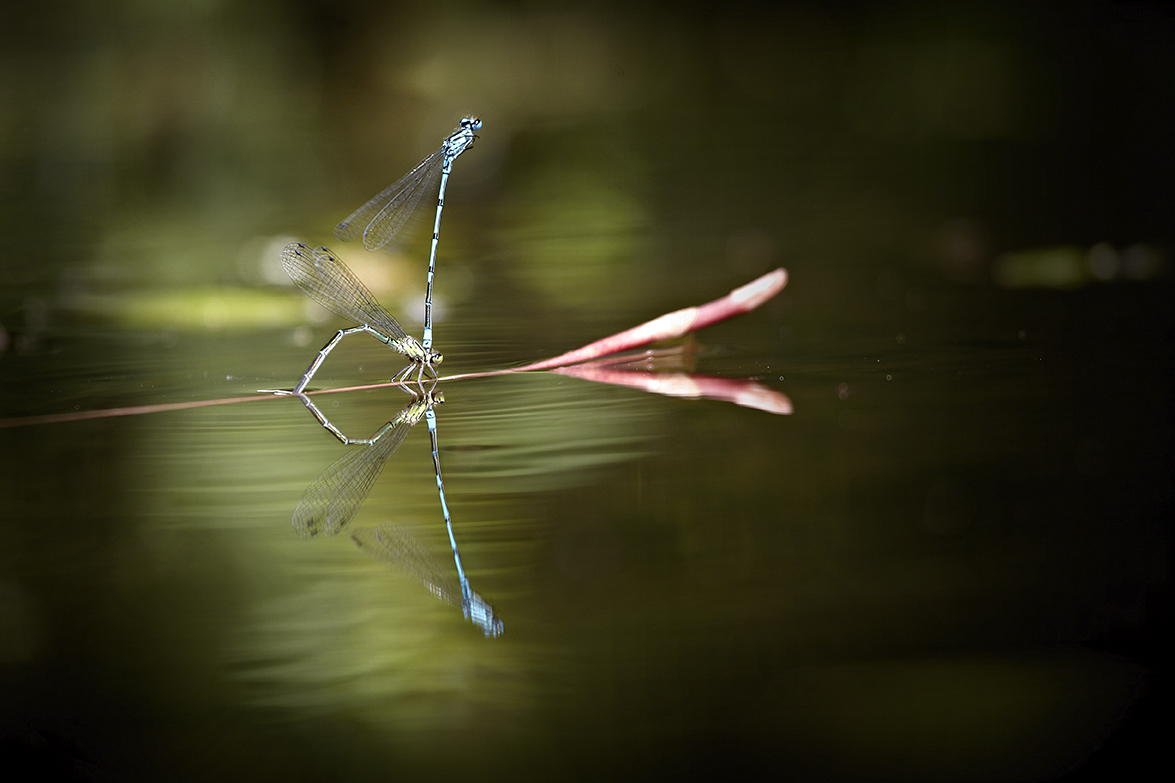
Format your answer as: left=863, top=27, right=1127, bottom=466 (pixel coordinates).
left=279, top=242, right=441, bottom=392
left=334, top=117, right=481, bottom=353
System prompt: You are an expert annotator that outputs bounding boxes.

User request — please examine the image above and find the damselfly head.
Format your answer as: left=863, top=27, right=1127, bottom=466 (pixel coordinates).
left=430, top=351, right=444, bottom=365
left=461, top=116, right=482, bottom=131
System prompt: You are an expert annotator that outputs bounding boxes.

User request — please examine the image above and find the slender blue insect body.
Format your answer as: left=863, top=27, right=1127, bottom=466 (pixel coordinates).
left=334, top=117, right=482, bottom=352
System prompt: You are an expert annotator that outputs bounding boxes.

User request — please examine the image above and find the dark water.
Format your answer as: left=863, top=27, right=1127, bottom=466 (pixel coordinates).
left=2, top=3, right=1170, bottom=781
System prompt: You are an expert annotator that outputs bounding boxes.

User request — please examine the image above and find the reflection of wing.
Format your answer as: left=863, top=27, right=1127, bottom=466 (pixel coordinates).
left=352, top=524, right=457, bottom=604
left=291, top=419, right=415, bottom=538
left=353, top=523, right=504, bottom=637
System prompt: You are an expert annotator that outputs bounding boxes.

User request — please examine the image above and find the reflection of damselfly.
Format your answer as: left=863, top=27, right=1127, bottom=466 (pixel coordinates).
left=290, top=388, right=442, bottom=537
left=291, top=387, right=502, bottom=636
left=279, top=242, right=442, bottom=392
left=352, top=523, right=503, bottom=637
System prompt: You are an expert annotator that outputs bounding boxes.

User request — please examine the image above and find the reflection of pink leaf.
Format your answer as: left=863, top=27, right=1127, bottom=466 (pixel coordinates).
left=552, top=363, right=792, bottom=415
left=515, top=268, right=787, bottom=372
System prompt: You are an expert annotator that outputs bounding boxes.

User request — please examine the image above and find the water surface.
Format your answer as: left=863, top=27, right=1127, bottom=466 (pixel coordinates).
left=2, top=3, right=1169, bottom=781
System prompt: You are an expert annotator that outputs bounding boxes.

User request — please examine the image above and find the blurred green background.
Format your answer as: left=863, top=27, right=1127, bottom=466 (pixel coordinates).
left=1, top=1, right=1171, bottom=781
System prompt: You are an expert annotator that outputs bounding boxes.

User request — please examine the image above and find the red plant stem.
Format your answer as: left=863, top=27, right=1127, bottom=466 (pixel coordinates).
left=513, top=268, right=787, bottom=372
